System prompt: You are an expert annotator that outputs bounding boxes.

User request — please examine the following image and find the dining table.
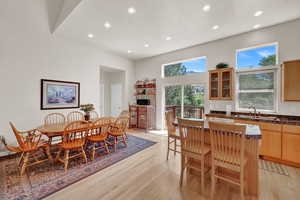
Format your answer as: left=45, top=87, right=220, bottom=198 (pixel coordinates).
left=173, top=118, right=261, bottom=200
left=37, top=117, right=117, bottom=143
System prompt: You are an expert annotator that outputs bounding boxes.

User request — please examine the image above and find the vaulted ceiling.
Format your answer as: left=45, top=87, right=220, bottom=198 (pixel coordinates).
left=47, top=0, right=300, bottom=60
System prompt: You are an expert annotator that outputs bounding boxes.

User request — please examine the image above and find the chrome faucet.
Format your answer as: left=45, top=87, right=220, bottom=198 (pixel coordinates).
left=248, top=105, right=257, bottom=118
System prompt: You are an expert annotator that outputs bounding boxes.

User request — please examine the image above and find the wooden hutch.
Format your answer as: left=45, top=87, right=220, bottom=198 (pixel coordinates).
left=129, top=79, right=156, bottom=131
left=209, top=68, right=234, bottom=100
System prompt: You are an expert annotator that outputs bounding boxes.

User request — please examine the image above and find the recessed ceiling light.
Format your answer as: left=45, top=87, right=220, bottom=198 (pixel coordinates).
left=254, top=10, right=263, bottom=17
left=128, top=7, right=136, bottom=14
left=144, top=44, right=149, bottom=48
left=166, top=36, right=172, bottom=41
left=253, top=24, right=261, bottom=29
left=104, top=22, right=111, bottom=29
left=203, top=4, right=211, bottom=12
left=212, top=25, right=219, bottom=30
left=88, top=34, right=94, bottom=38
left=127, top=50, right=132, bottom=54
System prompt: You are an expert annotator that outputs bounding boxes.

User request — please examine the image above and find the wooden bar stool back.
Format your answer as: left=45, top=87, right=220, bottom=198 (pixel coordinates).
left=56, top=120, right=89, bottom=171
left=67, top=111, right=85, bottom=122
left=165, top=110, right=181, bottom=160
left=87, top=117, right=111, bottom=160
left=177, top=118, right=211, bottom=191
left=209, top=121, right=247, bottom=200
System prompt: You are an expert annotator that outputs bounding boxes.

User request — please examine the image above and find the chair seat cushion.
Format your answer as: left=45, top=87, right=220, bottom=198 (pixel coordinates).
left=59, top=140, right=85, bottom=150
left=108, top=131, right=124, bottom=137
left=87, top=135, right=107, bottom=142
left=182, top=144, right=211, bottom=159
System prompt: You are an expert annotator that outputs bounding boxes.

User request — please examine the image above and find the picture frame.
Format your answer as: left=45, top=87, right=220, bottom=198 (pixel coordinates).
left=40, top=79, right=80, bottom=110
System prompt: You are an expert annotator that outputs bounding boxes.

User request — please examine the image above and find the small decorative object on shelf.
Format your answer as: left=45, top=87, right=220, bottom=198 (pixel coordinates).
left=216, top=62, right=229, bottom=69
left=80, top=104, right=95, bottom=121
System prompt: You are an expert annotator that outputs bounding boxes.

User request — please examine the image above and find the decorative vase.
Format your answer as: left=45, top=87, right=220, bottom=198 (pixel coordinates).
left=84, top=114, right=90, bottom=121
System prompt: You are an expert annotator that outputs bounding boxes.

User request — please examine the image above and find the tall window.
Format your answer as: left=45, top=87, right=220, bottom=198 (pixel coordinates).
left=163, top=57, right=207, bottom=78
left=236, top=43, right=278, bottom=112
left=165, top=84, right=205, bottom=119
left=236, top=43, right=278, bottom=69
left=237, top=70, right=276, bottom=112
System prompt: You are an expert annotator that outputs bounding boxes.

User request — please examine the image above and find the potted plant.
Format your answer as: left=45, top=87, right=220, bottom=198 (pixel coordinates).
left=80, top=104, right=95, bottom=121
left=216, top=63, right=229, bottom=69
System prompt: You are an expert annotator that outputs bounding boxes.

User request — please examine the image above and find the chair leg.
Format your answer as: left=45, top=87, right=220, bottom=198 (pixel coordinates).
left=64, top=150, right=69, bottom=172
left=56, top=148, right=62, bottom=161
left=240, top=175, right=245, bottom=200
left=174, top=139, right=177, bottom=156
left=201, top=157, right=205, bottom=192
left=166, top=137, right=170, bottom=160
left=122, top=135, right=127, bottom=147
left=180, top=155, right=185, bottom=186
left=81, top=147, right=87, bottom=164
left=114, top=137, right=117, bottom=152
left=104, top=142, right=110, bottom=154
left=211, top=166, right=216, bottom=199
left=45, top=146, right=53, bottom=162
left=91, top=143, right=96, bottom=161
left=20, top=152, right=29, bottom=175
left=18, top=152, right=24, bottom=167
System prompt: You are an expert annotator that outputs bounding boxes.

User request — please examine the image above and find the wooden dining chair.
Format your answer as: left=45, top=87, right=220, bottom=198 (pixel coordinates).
left=1, top=135, right=23, bottom=166
left=44, top=113, right=66, bottom=125
left=209, top=121, right=247, bottom=200
left=119, top=110, right=130, bottom=118
left=44, top=113, right=66, bottom=144
left=56, top=120, right=89, bottom=171
left=89, top=111, right=99, bottom=121
left=165, top=111, right=181, bottom=160
left=177, top=118, right=211, bottom=191
left=108, top=117, right=129, bottom=152
left=86, top=118, right=111, bottom=160
left=9, top=122, right=52, bottom=175
left=67, top=111, right=85, bottom=122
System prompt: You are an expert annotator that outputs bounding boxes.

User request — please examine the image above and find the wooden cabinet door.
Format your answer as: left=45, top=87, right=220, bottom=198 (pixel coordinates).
left=209, top=71, right=220, bottom=100
left=221, top=69, right=233, bottom=100
left=282, top=125, right=300, bottom=164
left=259, top=130, right=282, bottom=159
left=282, top=60, right=300, bottom=101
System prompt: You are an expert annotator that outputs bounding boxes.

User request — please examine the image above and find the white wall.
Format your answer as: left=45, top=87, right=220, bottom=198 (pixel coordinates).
left=135, top=19, right=300, bottom=129
left=0, top=0, right=135, bottom=144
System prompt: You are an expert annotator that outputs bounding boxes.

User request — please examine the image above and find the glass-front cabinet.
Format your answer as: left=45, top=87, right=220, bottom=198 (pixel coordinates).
left=209, top=68, right=234, bottom=100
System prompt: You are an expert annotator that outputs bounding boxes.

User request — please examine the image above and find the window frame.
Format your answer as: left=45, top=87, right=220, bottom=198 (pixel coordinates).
left=235, top=42, right=279, bottom=70
left=235, top=68, right=278, bottom=113
left=161, top=56, right=207, bottom=78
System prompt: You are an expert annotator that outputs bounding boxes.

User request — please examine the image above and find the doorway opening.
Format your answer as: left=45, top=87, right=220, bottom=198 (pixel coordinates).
left=100, top=66, right=125, bottom=117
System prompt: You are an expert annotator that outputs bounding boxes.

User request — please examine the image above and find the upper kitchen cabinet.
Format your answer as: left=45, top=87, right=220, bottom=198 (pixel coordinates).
left=209, top=68, right=234, bottom=100
left=282, top=60, right=300, bottom=101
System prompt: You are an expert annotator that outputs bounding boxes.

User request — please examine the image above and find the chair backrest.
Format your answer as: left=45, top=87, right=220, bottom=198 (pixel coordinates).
left=114, top=117, right=129, bottom=133
left=119, top=110, right=129, bottom=118
left=177, top=118, right=205, bottom=152
left=67, top=111, right=85, bottom=122
left=90, top=111, right=99, bottom=120
left=209, top=121, right=246, bottom=167
left=165, top=111, right=176, bottom=136
left=44, top=113, right=66, bottom=125
left=63, top=120, right=89, bottom=144
left=90, top=117, right=112, bottom=138
left=9, top=122, right=26, bottom=149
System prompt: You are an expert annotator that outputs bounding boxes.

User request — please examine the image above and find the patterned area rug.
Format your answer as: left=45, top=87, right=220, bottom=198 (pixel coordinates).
left=0, top=135, right=156, bottom=200
left=259, top=159, right=289, bottom=176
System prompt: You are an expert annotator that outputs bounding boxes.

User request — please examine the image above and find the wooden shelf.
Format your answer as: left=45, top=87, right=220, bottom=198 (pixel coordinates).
left=209, top=68, right=234, bottom=100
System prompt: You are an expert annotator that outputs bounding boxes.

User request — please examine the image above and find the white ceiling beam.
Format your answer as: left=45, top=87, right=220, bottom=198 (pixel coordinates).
left=46, top=0, right=82, bottom=34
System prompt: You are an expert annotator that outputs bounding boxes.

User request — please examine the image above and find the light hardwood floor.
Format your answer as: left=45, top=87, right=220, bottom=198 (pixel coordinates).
left=45, top=130, right=300, bottom=200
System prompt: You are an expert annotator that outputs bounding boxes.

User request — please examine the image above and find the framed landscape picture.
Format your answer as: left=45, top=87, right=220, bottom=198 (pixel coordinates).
left=41, top=79, right=80, bottom=110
